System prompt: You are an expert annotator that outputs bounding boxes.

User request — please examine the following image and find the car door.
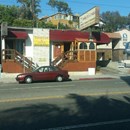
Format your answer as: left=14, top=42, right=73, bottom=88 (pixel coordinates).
left=33, top=67, right=46, bottom=81
left=47, top=66, right=59, bottom=80
left=42, top=66, right=51, bottom=81
left=40, top=66, right=59, bottom=81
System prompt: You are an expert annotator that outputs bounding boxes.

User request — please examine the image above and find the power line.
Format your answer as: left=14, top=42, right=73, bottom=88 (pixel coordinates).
left=0, top=0, right=130, bottom=17
left=65, top=0, right=130, bottom=9
left=1, top=0, right=130, bottom=9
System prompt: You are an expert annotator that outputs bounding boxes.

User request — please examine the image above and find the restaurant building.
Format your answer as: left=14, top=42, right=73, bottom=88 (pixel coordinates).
left=0, top=27, right=110, bottom=73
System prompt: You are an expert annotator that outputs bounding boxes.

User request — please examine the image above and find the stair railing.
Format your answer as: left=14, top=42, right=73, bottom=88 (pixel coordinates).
left=52, top=50, right=78, bottom=67
left=2, top=49, right=37, bottom=71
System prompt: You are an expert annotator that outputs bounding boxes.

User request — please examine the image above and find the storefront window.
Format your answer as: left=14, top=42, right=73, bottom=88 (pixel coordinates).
left=79, top=42, right=87, bottom=49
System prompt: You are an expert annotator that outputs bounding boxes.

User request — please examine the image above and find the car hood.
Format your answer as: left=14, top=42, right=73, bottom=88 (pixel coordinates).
left=17, top=72, right=33, bottom=76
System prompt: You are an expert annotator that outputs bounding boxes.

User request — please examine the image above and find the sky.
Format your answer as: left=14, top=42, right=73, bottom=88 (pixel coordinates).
left=0, top=0, right=130, bottom=18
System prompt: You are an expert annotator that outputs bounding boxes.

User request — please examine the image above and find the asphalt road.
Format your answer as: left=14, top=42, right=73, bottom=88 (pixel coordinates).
left=0, top=77, right=130, bottom=130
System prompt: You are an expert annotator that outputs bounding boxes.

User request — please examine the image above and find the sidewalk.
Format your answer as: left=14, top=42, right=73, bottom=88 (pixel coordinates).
left=0, top=70, right=125, bottom=84
left=0, top=73, right=19, bottom=84
left=0, top=66, right=130, bottom=84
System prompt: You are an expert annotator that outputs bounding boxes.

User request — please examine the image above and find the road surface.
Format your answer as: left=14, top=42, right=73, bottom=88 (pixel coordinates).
left=0, top=77, right=130, bottom=130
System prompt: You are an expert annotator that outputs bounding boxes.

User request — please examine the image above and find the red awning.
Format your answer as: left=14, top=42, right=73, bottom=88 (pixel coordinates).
left=7, top=31, right=28, bottom=39
left=50, top=30, right=110, bottom=44
left=92, top=32, right=110, bottom=44
left=50, top=30, right=89, bottom=42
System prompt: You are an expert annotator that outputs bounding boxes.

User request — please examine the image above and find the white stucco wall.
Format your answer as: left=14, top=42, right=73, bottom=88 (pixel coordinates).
left=25, top=31, right=33, bottom=60
left=115, top=29, right=130, bottom=49
left=22, top=29, right=50, bottom=66
left=33, top=46, right=49, bottom=66
left=97, top=42, right=112, bottom=49
left=33, top=28, right=50, bottom=66
left=97, top=29, right=130, bottom=50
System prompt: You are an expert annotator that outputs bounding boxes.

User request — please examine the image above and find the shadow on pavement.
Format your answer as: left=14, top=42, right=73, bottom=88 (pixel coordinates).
left=0, top=94, right=130, bottom=130
left=18, top=79, right=72, bottom=84
left=120, top=76, right=130, bottom=86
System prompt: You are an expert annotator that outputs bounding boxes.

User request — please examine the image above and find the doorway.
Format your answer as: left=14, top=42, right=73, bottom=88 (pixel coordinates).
left=5, top=39, right=24, bottom=54
left=64, top=42, right=71, bottom=52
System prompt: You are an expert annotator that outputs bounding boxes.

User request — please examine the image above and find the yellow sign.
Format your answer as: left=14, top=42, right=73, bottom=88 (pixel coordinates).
left=34, top=36, right=49, bottom=46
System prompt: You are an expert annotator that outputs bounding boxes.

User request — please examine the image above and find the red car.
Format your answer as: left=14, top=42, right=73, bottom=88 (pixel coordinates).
left=16, top=66, right=69, bottom=83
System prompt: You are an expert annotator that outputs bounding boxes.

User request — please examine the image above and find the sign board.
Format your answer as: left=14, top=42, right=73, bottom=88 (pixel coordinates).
left=79, top=6, right=100, bottom=30
left=33, top=28, right=49, bottom=46
left=1, top=22, right=8, bottom=36
left=33, top=29, right=50, bottom=66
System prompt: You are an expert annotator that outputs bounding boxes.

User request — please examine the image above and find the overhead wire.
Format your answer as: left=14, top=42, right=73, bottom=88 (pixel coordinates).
left=64, top=0, right=130, bottom=9
left=0, top=0, right=130, bottom=16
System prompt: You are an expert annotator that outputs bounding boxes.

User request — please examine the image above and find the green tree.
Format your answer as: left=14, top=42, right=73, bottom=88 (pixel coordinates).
left=57, top=22, right=71, bottom=29
left=0, top=5, right=20, bottom=25
left=125, top=14, right=130, bottom=29
left=101, top=11, right=128, bottom=32
left=48, top=0, right=72, bottom=14
left=12, top=19, right=33, bottom=27
left=17, top=0, right=41, bottom=26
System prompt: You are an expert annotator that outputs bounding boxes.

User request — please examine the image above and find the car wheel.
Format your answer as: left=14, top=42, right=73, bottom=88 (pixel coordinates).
left=56, top=75, right=63, bottom=82
left=25, top=76, right=32, bottom=83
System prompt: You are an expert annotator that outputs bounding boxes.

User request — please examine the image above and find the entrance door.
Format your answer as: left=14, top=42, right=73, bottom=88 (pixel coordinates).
left=5, top=39, right=14, bottom=49
left=15, top=40, right=24, bottom=55
left=64, top=42, right=71, bottom=52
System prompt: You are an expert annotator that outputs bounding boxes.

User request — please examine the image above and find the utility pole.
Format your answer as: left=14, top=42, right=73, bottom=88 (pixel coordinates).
left=31, top=0, right=35, bottom=27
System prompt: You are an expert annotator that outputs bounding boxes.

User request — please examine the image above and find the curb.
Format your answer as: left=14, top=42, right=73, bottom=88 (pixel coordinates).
left=79, top=77, right=116, bottom=80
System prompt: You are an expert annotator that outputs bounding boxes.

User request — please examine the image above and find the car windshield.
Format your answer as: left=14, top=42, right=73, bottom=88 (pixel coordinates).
left=33, top=67, right=40, bottom=72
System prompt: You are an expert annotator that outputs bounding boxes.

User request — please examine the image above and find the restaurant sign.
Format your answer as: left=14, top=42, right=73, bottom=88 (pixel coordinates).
left=79, top=6, right=100, bottom=30
left=33, top=29, right=49, bottom=46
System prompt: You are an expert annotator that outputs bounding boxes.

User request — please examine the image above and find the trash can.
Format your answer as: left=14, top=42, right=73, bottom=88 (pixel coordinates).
left=88, top=68, right=95, bottom=75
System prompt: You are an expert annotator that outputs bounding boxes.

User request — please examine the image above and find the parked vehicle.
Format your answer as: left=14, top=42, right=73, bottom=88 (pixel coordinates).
left=16, top=66, right=69, bottom=83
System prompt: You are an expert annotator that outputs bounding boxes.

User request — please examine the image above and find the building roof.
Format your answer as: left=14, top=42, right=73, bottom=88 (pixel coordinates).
left=104, top=32, right=121, bottom=39
left=50, top=30, right=110, bottom=44
left=39, top=12, right=79, bottom=20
